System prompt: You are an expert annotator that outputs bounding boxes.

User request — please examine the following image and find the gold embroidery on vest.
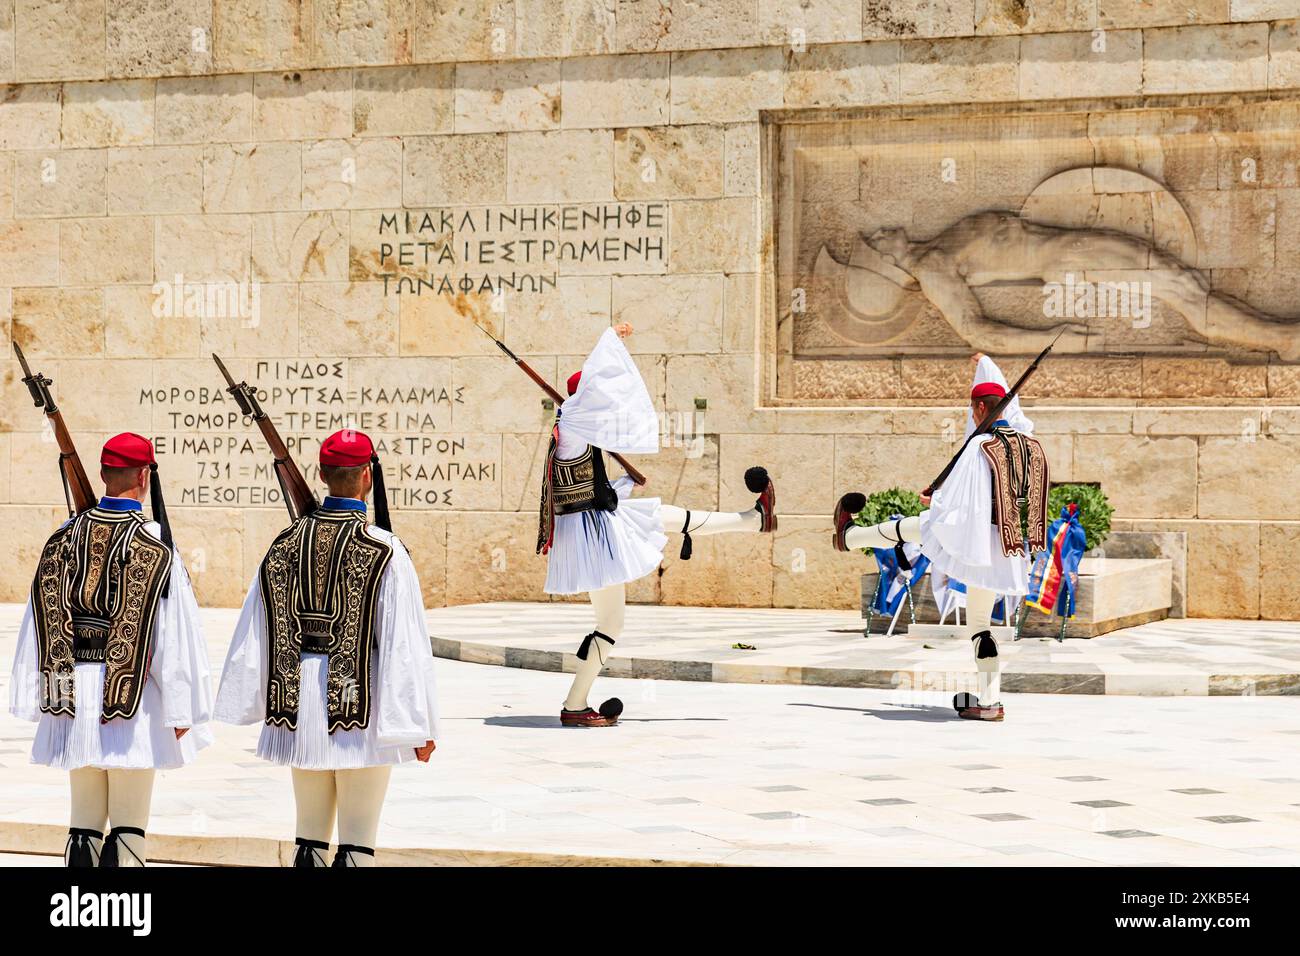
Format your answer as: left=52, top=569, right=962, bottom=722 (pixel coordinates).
left=30, top=510, right=171, bottom=722
left=979, top=429, right=1050, bottom=558
left=259, top=510, right=393, bottom=734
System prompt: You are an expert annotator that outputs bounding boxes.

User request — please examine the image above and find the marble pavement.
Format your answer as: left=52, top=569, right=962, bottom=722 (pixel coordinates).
left=430, top=602, right=1300, bottom=697
left=1, top=605, right=1298, bottom=867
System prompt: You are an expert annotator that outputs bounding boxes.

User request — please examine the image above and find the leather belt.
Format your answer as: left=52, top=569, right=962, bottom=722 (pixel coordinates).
left=72, top=630, right=108, bottom=663
left=301, top=633, right=334, bottom=654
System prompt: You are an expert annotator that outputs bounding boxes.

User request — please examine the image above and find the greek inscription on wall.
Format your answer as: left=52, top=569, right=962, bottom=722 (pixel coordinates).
left=139, top=361, right=498, bottom=510
left=360, top=203, right=669, bottom=294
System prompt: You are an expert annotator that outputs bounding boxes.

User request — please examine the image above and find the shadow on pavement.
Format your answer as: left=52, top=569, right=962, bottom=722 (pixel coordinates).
left=788, top=702, right=961, bottom=722
left=481, top=715, right=727, bottom=728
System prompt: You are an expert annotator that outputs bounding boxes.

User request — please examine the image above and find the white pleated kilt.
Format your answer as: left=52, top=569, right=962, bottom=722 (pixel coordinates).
left=919, top=513, right=1031, bottom=596
left=544, top=497, right=667, bottom=595
left=30, top=662, right=213, bottom=771
left=255, top=653, right=419, bottom=770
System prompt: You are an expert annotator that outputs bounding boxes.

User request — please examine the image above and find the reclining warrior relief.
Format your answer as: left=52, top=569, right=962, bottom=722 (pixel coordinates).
left=810, top=166, right=1300, bottom=362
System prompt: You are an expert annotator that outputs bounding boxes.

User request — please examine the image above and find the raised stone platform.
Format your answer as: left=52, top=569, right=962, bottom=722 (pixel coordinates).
left=429, top=603, right=1300, bottom=697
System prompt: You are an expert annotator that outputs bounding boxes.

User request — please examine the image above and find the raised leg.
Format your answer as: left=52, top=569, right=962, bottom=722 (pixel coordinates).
left=333, top=766, right=392, bottom=868
left=290, top=768, right=337, bottom=866
left=659, top=503, right=761, bottom=536
left=842, top=515, right=922, bottom=552
left=658, top=466, right=777, bottom=543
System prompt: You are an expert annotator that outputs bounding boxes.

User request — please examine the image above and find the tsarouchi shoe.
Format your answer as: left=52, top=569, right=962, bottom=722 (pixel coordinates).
left=953, top=692, right=1005, bottom=722
left=746, top=467, right=777, bottom=533
left=832, top=492, right=866, bottom=552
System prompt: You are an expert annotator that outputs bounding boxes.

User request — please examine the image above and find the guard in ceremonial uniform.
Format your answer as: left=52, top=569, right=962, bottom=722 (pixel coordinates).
left=832, top=355, right=1049, bottom=721
left=215, top=430, right=439, bottom=868
left=541, top=323, right=778, bottom=727
left=9, top=433, right=213, bottom=866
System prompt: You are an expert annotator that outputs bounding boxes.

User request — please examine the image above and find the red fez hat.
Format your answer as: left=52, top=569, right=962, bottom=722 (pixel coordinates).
left=320, top=430, right=375, bottom=467
left=566, top=371, right=582, bottom=396
left=971, top=381, right=1006, bottom=401
left=101, top=433, right=156, bottom=468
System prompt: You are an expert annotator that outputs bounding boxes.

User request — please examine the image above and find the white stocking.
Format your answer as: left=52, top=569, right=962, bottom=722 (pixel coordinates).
left=105, top=769, right=155, bottom=867
left=965, top=586, right=1002, bottom=706
left=335, top=766, right=392, bottom=867
left=291, top=768, right=336, bottom=867
left=843, top=515, right=922, bottom=551
left=68, top=768, right=108, bottom=865
left=659, top=503, right=761, bottom=536
left=564, top=582, right=624, bottom=711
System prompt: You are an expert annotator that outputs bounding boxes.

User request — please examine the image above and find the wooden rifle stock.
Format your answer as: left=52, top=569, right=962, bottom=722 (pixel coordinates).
left=480, top=329, right=648, bottom=486
left=213, top=354, right=319, bottom=521
left=13, top=342, right=96, bottom=515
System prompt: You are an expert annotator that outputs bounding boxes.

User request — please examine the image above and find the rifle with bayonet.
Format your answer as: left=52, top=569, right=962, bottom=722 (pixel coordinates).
left=476, top=325, right=648, bottom=486
left=212, top=354, right=319, bottom=521
left=13, top=342, right=96, bottom=516
left=925, top=329, right=1065, bottom=495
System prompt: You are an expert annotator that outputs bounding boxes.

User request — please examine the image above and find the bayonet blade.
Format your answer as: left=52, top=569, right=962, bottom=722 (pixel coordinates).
left=212, top=353, right=239, bottom=391
left=12, top=341, right=33, bottom=379
left=474, top=321, right=518, bottom=361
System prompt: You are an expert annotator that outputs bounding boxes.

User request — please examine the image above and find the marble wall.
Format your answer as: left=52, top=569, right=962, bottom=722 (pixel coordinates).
left=2, top=1, right=1299, bottom=619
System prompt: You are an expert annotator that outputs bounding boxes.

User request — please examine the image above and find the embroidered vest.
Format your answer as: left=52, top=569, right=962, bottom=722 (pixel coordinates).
left=536, top=422, right=618, bottom=555
left=259, top=509, right=394, bottom=734
left=30, top=509, right=171, bottom=722
left=979, top=426, right=1050, bottom=558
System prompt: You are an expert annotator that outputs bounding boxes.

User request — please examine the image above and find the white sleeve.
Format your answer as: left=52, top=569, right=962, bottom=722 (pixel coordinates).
left=148, top=552, right=214, bottom=729
left=213, top=576, right=269, bottom=726
left=927, top=442, right=994, bottom=569
left=374, top=539, right=441, bottom=748
left=556, top=327, right=660, bottom=455
left=8, top=600, right=41, bottom=722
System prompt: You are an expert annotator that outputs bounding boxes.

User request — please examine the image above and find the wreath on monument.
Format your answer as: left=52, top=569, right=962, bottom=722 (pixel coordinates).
left=1047, top=483, right=1113, bottom=552
left=853, top=483, right=1113, bottom=553
left=853, top=487, right=925, bottom=527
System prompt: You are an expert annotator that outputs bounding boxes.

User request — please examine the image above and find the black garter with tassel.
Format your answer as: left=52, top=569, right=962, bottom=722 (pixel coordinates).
left=99, top=826, right=146, bottom=867
left=576, top=630, right=615, bottom=661
left=64, top=828, right=101, bottom=868
left=293, top=837, right=330, bottom=867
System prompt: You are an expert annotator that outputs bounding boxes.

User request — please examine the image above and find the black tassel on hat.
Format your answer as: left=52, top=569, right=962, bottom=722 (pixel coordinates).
left=370, top=454, right=392, bottom=532
left=149, top=463, right=174, bottom=598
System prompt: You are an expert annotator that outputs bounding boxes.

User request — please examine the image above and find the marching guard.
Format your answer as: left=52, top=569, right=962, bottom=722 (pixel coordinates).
left=833, top=354, right=1050, bottom=721
left=214, top=430, right=439, bottom=867
left=536, top=323, right=778, bottom=727
left=9, top=433, right=213, bottom=866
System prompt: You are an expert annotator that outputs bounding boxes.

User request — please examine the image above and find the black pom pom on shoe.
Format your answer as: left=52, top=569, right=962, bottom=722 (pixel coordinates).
left=838, top=492, right=866, bottom=515
left=744, top=466, right=770, bottom=494
left=598, top=697, right=624, bottom=720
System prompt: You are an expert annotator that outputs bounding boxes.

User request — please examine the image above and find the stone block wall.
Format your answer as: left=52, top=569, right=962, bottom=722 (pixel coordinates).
left=1, top=1, right=1298, bottom=618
